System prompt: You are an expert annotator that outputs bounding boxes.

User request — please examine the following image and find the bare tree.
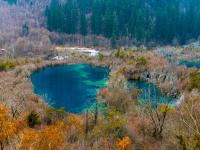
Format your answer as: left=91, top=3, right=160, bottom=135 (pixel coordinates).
left=144, top=84, right=174, bottom=139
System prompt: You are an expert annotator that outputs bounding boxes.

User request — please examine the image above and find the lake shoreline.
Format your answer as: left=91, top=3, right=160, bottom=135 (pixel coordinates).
left=0, top=49, right=196, bottom=116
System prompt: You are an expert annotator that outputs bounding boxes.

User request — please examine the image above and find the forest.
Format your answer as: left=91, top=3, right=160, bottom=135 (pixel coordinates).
left=46, top=0, right=200, bottom=45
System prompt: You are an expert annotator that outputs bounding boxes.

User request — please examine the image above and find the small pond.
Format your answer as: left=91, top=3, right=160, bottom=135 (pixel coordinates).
left=157, top=49, right=200, bottom=69
left=31, top=64, right=109, bottom=113
left=129, top=80, right=174, bottom=106
left=178, top=61, right=200, bottom=69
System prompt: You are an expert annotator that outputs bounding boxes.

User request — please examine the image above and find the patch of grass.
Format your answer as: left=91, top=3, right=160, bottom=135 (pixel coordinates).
left=113, top=48, right=128, bottom=59
left=98, top=53, right=104, bottom=61
left=189, top=72, right=200, bottom=90
left=0, top=59, right=16, bottom=71
left=136, top=57, right=148, bottom=66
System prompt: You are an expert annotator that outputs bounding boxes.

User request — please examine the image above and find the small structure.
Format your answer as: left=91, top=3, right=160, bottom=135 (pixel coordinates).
left=77, top=49, right=99, bottom=57
left=68, top=47, right=99, bottom=57
left=51, top=56, right=68, bottom=61
left=55, top=47, right=100, bottom=58
left=0, top=49, right=8, bottom=57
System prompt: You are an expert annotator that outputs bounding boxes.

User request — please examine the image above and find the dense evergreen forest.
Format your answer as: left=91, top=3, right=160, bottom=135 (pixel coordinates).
left=45, top=0, right=200, bottom=45
left=5, top=0, right=17, bottom=4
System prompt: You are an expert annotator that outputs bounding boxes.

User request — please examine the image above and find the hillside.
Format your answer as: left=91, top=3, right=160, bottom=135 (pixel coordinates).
left=1, top=0, right=200, bottom=57
left=46, top=0, right=200, bottom=45
left=0, top=0, right=52, bottom=56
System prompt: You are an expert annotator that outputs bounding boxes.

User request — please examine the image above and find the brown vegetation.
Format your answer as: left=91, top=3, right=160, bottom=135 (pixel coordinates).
left=0, top=49, right=200, bottom=149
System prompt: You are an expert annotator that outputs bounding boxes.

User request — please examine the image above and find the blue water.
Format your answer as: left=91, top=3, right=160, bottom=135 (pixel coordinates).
left=129, top=80, right=174, bottom=105
left=178, top=61, right=200, bottom=69
left=156, top=49, right=177, bottom=63
left=31, top=64, right=109, bottom=113
left=157, top=49, right=200, bottom=69
left=31, top=63, right=174, bottom=113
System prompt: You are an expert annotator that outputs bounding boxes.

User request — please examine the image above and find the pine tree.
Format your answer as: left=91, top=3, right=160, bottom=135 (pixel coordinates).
left=104, top=10, right=114, bottom=38
left=80, top=13, right=87, bottom=36
left=46, top=0, right=61, bottom=31
left=22, top=23, right=29, bottom=36
left=91, top=0, right=102, bottom=35
left=6, top=0, right=16, bottom=4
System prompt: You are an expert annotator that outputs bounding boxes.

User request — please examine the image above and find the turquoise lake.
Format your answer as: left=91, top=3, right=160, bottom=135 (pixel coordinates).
left=31, top=64, right=173, bottom=114
left=31, top=64, right=109, bottom=113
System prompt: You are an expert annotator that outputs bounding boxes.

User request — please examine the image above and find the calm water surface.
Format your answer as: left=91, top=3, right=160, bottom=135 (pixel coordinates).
left=129, top=80, right=174, bottom=106
left=31, top=63, right=174, bottom=113
left=31, top=64, right=109, bottom=113
left=178, top=61, right=200, bottom=69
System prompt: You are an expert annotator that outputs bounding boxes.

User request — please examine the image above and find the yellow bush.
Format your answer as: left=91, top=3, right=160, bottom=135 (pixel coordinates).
left=116, top=136, right=132, bottom=150
left=0, top=59, right=16, bottom=71
left=0, top=103, right=17, bottom=147
left=66, top=115, right=84, bottom=135
left=20, top=121, right=66, bottom=150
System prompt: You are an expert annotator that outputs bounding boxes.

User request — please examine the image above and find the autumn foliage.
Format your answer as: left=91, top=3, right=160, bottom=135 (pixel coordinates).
left=116, top=137, right=132, bottom=150
left=0, top=103, right=17, bottom=149
left=19, top=121, right=66, bottom=150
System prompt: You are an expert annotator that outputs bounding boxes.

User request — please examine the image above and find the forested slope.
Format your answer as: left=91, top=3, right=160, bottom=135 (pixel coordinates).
left=46, top=0, right=200, bottom=45
left=0, top=0, right=52, bottom=56
left=1, top=0, right=200, bottom=55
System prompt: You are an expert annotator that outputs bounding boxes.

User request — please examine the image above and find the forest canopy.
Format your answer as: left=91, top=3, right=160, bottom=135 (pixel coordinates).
left=45, top=0, right=200, bottom=45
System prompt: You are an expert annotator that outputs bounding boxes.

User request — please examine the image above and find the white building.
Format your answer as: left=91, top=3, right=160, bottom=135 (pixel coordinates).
left=52, top=56, right=68, bottom=61
left=77, top=49, right=99, bottom=57
left=54, top=47, right=100, bottom=60
left=0, top=49, right=7, bottom=57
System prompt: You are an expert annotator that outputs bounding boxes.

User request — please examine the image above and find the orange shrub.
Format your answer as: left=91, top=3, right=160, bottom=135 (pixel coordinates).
left=66, top=115, right=84, bottom=135
left=36, top=121, right=66, bottom=150
left=20, top=121, right=66, bottom=150
left=19, top=129, right=39, bottom=149
left=116, top=136, right=132, bottom=150
left=0, top=103, right=17, bottom=147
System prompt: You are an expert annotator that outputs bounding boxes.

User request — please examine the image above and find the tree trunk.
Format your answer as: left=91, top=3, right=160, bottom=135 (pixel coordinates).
left=94, top=99, right=98, bottom=125
left=85, top=110, right=89, bottom=137
left=0, top=142, right=4, bottom=150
